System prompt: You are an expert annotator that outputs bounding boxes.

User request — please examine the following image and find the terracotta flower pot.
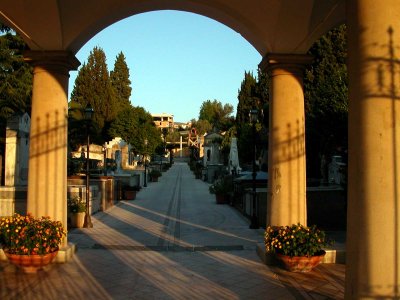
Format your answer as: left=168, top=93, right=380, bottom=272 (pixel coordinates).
left=215, top=193, right=227, bottom=204
left=276, top=250, right=326, bottom=272
left=70, top=212, right=85, bottom=228
left=5, top=251, right=58, bottom=274
left=124, top=190, right=136, bottom=200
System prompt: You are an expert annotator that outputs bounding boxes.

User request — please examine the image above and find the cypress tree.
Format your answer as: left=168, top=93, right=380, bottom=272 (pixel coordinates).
left=110, top=52, right=132, bottom=112
left=236, top=71, right=257, bottom=124
left=304, top=24, right=348, bottom=178
left=235, top=71, right=257, bottom=164
left=70, top=46, right=117, bottom=143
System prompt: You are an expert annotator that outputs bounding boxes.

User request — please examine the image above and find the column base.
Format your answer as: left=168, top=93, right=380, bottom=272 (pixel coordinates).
left=54, top=242, right=77, bottom=263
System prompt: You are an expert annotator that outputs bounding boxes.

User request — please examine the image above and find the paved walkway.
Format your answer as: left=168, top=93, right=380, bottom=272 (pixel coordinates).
left=0, top=162, right=345, bottom=299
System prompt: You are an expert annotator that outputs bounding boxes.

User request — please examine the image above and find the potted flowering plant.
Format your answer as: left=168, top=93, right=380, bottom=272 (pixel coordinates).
left=0, top=213, right=66, bottom=273
left=264, top=223, right=333, bottom=272
left=123, top=185, right=140, bottom=200
left=149, top=169, right=162, bottom=182
left=209, top=176, right=232, bottom=204
left=68, top=196, right=86, bottom=213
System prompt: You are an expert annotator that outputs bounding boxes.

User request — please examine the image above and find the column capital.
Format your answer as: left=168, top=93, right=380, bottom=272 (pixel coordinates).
left=24, top=50, right=80, bottom=76
left=259, top=53, right=313, bottom=76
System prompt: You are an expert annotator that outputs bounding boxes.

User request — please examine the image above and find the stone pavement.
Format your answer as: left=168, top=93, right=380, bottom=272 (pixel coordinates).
left=0, top=162, right=345, bottom=299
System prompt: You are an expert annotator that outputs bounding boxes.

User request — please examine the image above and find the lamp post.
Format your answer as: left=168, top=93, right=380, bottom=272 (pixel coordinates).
left=144, top=138, right=148, bottom=187
left=103, top=144, right=107, bottom=176
left=83, top=105, right=94, bottom=228
left=249, top=108, right=259, bottom=229
left=161, top=127, right=168, bottom=171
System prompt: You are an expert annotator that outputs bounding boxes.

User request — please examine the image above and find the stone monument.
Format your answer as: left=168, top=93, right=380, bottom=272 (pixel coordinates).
left=5, top=113, right=30, bottom=186
left=0, top=113, right=30, bottom=216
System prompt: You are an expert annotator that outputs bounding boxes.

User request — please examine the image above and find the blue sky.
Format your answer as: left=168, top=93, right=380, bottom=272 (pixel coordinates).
left=68, top=11, right=261, bottom=123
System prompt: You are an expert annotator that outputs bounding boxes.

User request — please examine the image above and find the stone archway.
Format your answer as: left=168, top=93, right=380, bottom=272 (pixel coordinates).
left=2, top=0, right=400, bottom=298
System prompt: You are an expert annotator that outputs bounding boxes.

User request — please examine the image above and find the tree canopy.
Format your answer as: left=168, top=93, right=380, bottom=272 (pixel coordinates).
left=198, top=99, right=234, bottom=131
left=190, top=118, right=212, bottom=135
left=108, top=105, right=162, bottom=155
left=0, top=27, right=32, bottom=121
left=69, top=46, right=165, bottom=157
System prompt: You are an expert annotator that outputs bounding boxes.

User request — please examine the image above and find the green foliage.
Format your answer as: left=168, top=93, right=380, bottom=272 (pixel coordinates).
left=166, top=130, right=180, bottom=143
left=70, top=46, right=117, bottom=144
left=198, top=99, right=234, bottom=131
left=110, top=52, right=132, bottom=112
left=264, top=223, right=333, bottom=257
left=0, top=26, right=32, bottom=161
left=0, top=29, right=32, bottom=125
left=237, top=123, right=253, bottom=164
left=67, top=157, right=85, bottom=176
left=236, top=71, right=257, bottom=125
left=68, top=101, right=89, bottom=150
left=108, top=105, right=162, bottom=155
left=209, top=175, right=233, bottom=195
left=304, top=24, right=348, bottom=177
left=305, top=25, right=347, bottom=119
left=190, top=119, right=212, bottom=135
left=67, top=196, right=86, bottom=213
left=220, top=126, right=237, bottom=164
left=235, top=70, right=269, bottom=165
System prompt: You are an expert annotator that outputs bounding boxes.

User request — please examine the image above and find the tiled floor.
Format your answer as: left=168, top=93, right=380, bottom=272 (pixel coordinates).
left=0, top=163, right=345, bottom=299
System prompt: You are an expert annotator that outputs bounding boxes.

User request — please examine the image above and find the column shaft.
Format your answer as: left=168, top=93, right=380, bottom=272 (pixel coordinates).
left=260, top=54, right=311, bottom=226
left=346, top=1, right=400, bottom=298
left=25, top=51, right=79, bottom=246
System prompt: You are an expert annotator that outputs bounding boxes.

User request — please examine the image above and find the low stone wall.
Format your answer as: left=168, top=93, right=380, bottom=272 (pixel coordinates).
left=0, top=176, right=118, bottom=217
left=233, top=185, right=346, bottom=230
left=307, top=186, right=347, bottom=230
left=67, top=176, right=116, bottom=211
left=240, top=189, right=267, bottom=228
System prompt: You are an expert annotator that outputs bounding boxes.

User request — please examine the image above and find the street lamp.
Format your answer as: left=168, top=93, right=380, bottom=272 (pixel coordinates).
left=144, top=138, right=148, bottom=187
left=249, top=108, right=259, bottom=229
left=83, top=105, right=94, bottom=228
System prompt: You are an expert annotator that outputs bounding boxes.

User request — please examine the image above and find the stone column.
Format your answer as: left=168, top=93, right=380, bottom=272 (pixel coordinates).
left=260, top=54, right=311, bottom=227
left=346, top=1, right=400, bottom=298
left=24, top=51, right=79, bottom=251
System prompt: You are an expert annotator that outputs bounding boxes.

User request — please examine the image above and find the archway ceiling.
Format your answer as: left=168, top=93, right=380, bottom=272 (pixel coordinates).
left=0, top=0, right=345, bottom=56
